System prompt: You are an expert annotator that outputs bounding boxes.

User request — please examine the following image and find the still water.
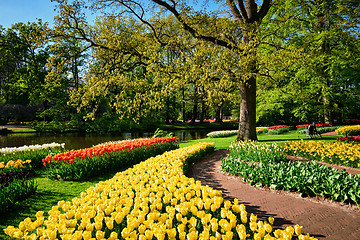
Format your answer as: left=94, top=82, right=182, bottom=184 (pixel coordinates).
left=0, top=130, right=209, bottom=150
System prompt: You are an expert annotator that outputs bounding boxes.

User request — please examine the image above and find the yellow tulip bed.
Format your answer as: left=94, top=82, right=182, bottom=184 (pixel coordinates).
left=4, top=143, right=315, bottom=240
left=282, top=140, right=360, bottom=168
left=335, top=125, right=360, bottom=136
left=0, top=159, right=32, bottom=170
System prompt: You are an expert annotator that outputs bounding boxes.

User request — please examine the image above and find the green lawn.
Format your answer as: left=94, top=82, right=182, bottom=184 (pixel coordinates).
left=0, top=130, right=338, bottom=238
left=179, top=130, right=338, bottom=149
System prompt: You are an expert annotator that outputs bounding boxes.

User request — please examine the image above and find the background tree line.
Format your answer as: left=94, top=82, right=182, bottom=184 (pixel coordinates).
left=0, top=0, right=359, bottom=135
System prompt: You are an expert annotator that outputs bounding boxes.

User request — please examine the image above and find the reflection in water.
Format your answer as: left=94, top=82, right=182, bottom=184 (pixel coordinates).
left=0, top=130, right=209, bottom=150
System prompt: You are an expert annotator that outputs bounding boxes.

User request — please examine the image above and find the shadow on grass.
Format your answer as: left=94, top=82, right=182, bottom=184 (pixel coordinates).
left=0, top=170, right=118, bottom=239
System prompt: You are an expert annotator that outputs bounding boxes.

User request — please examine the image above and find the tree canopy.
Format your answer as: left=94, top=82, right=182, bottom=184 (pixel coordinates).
left=0, top=0, right=359, bottom=132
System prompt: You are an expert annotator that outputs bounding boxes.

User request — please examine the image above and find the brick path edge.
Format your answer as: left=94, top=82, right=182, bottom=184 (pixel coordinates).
left=189, top=150, right=360, bottom=240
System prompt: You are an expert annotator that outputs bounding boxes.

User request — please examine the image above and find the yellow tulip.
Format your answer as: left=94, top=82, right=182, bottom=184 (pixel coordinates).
left=144, top=229, right=153, bottom=240
left=295, top=224, right=303, bottom=235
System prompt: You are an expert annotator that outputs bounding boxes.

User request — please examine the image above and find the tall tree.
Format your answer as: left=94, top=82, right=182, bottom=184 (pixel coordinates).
left=54, top=0, right=273, bottom=140
left=257, top=0, right=360, bottom=124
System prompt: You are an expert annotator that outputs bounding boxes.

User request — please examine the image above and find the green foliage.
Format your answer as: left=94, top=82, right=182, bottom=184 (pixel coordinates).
left=222, top=156, right=360, bottom=204
left=222, top=141, right=360, bottom=205
left=257, top=0, right=360, bottom=125
left=297, top=126, right=340, bottom=134
left=228, top=141, right=287, bottom=163
left=267, top=127, right=290, bottom=135
left=152, top=128, right=174, bottom=138
left=45, top=142, right=178, bottom=180
left=0, top=149, right=65, bottom=169
left=0, top=179, right=37, bottom=214
left=182, top=144, right=215, bottom=176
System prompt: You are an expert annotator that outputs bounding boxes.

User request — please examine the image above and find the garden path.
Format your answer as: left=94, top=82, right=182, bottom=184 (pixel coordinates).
left=189, top=150, right=360, bottom=240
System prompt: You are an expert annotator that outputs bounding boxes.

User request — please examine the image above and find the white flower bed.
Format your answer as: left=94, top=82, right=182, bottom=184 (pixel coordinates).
left=207, top=130, right=238, bottom=138
left=0, top=142, right=65, bottom=155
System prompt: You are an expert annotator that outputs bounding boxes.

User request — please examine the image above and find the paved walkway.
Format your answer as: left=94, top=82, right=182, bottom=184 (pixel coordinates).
left=189, top=150, right=360, bottom=240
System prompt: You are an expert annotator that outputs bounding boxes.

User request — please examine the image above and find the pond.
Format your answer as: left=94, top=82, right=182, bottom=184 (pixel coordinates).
left=0, top=130, right=210, bottom=150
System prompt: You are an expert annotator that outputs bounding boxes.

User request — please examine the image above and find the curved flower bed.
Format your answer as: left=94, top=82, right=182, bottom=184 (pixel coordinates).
left=223, top=141, right=360, bottom=205
left=282, top=140, right=360, bottom=168
left=43, top=137, right=179, bottom=181
left=4, top=143, right=315, bottom=240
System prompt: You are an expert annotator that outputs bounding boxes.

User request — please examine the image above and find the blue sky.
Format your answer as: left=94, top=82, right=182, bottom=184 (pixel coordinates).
left=0, top=0, right=58, bottom=29
left=0, top=0, right=223, bottom=29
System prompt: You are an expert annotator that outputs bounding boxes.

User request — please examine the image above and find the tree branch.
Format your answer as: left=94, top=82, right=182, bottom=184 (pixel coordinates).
left=256, top=0, right=272, bottom=23
left=226, top=0, right=244, bottom=24
left=151, top=0, right=238, bottom=50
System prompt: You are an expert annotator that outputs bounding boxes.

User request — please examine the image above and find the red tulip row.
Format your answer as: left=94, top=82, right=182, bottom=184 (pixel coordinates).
left=336, top=135, right=360, bottom=143
left=267, top=125, right=288, bottom=130
left=296, top=123, right=331, bottom=128
left=42, top=137, right=178, bottom=166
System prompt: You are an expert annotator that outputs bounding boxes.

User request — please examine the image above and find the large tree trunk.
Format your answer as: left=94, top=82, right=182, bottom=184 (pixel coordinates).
left=236, top=27, right=258, bottom=141
left=236, top=75, right=257, bottom=141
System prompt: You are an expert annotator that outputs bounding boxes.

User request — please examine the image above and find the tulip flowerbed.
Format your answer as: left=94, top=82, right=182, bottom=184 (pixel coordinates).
left=206, top=130, right=238, bottom=138
left=228, top=141, right=286, bottom=163
left=266, top=125, right=289, bottom=135
left=0, top=143, right=65, bottom=169
left=335, top=125, right=360, bottom=136
left=296, top=123, right=331, bottom=129
left=222, top=141, right=360, bottom=205
left=337, top=135, right=360, bottom=143
left=296, top=126, right=339, bottom=135
left=282, top=140, right=360, bottom=168
left=4, top=142, right=316, bottom=240
left=0, top=159, right=36, bottom=214
left=43, top=137, right=178, bottom=181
